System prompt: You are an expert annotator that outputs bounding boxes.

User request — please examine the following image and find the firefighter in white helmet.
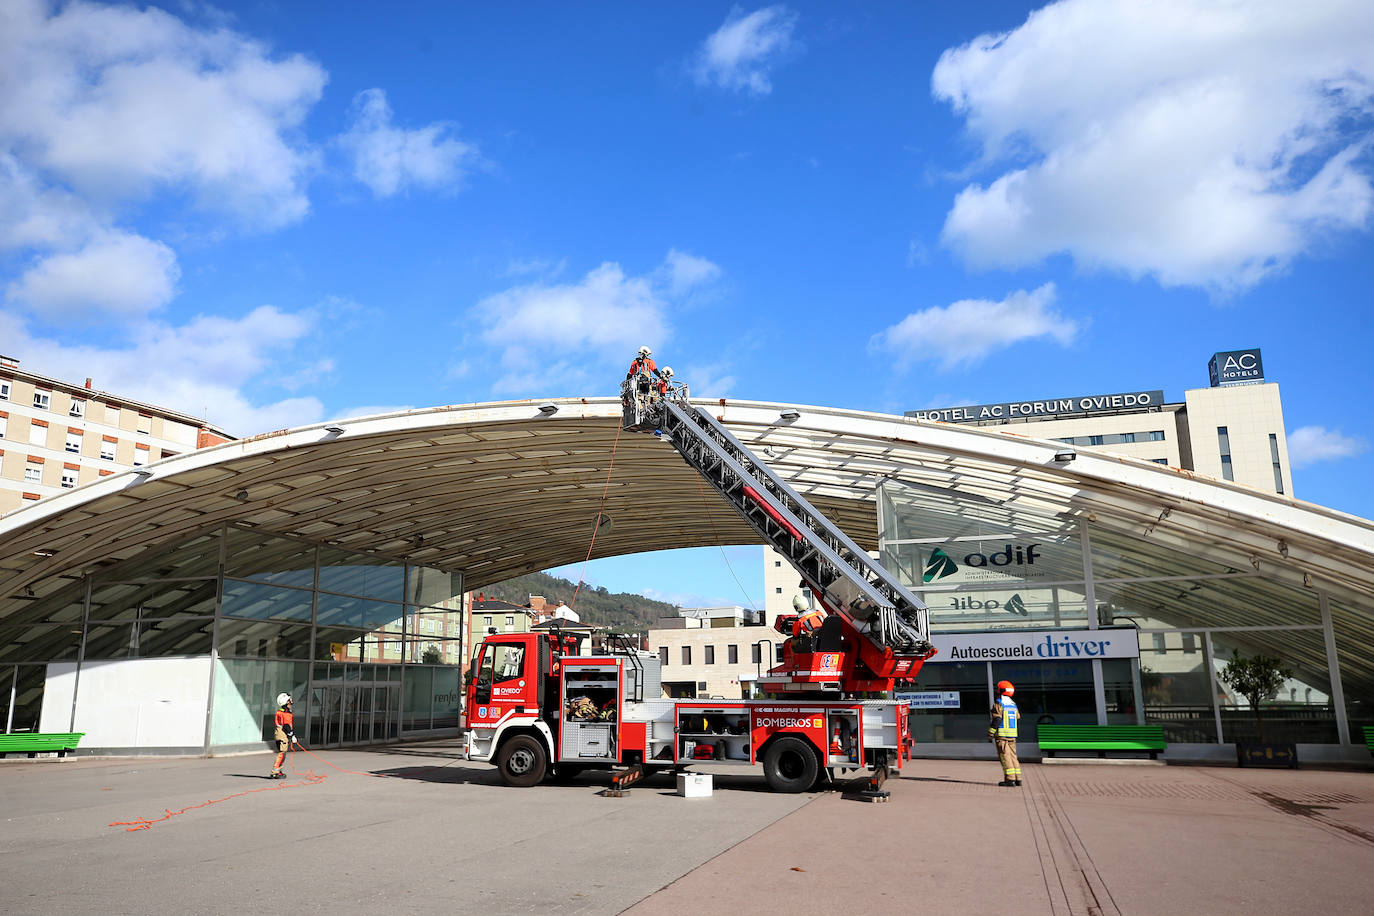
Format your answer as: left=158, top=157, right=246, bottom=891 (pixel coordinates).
left=271, top=692, right=299, bottom=778
left=626, top=346, right=658, bottom=380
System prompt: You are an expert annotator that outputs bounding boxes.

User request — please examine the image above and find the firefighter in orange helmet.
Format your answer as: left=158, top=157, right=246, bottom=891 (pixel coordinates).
left=270, top=692, right=300, bottom=778
left=988, top=680, right=1021, bottom=787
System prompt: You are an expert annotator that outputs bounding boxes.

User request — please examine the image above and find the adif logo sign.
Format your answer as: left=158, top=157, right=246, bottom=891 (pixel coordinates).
left=923, top=544, right=1042, bottom=583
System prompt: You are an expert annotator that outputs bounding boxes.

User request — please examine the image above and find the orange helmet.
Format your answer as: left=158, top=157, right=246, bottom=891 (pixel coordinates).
left=996, top=680, right=1014, bottom=697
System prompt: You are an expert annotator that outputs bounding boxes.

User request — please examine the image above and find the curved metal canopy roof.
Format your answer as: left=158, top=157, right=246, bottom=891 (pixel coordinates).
left=2, top=396, right=1372, bottom=609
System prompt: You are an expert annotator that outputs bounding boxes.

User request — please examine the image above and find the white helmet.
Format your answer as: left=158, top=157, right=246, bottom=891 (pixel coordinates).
left=661, top=366, right=673, bottom=378
left=792, top=595, right=808, bottom=613
left=276, top=692, right=293, bottom=707
left=638, top=345, right=651, bottom=357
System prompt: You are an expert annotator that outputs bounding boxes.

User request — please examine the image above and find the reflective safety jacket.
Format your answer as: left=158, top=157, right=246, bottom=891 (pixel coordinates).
left=274, top=708, right=295, bottom=741
left=627, top=357, right=658, bottom=379
left=989, top=695, right=1019, bottom=738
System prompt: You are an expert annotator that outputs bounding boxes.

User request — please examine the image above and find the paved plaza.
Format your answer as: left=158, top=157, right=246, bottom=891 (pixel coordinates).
left=3, top=740, right=1372, bottom=915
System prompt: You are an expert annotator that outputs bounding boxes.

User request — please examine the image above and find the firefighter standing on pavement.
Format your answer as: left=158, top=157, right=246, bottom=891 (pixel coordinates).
left=271, top=692, right=299, bottom=778
left=989, top=680, right=1021, bottom=787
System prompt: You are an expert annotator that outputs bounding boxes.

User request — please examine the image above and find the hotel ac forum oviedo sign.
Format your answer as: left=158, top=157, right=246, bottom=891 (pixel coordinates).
left=905, top=390, right=1165, bottom=424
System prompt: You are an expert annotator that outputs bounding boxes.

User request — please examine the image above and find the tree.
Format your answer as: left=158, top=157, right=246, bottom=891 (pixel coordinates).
left=421, top=644, right=442, bottom=665
left=1218, top=649, right=1292, bottom=743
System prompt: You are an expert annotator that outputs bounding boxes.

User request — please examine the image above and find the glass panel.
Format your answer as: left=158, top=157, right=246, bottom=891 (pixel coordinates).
left=217, top=619, right=312, bottom=659
left=886, top=535, right=1082, bottom=590
left=1213, top=631, right=1337, bottom=743
left=222, top=580, right=314, bottom=623
left=1092, top=574, right=1319, bottom=630
left=0, top=584, right=86, bottom=628
left=89, top=581, right=218, bottom=622
left=403, top=666, right=434, bottom=730
left=904, top=661, right=988, bottom=743
left=1088, top=524, right=1250, bottom=581
left=210, top=658, right=266, bottom=747
left=9, top=665, right=47, bottom=732
left=264, top=660, right=309, bottom=741
left=919, top=583, right=1089, bottom=631
left=408, top=566, right=461, bottom=608
left=224, top=528, right=316, bottom=588
left=1138, top=632, right=1216, bottom=742
left=1332, top=598, right=1374, bottom=739
left=318, top=545, right=404, bottom=601
left=316, top=593, right=403, bottom=631
left=992, top=658, right=1098, bottom=731
left=0, top=625, right=82, bottom=663
left=84, top=619, right=213, bottom=659
left=432, top=666, right=461, bottom=728
left=1103, top=658, right=1136, bottom=725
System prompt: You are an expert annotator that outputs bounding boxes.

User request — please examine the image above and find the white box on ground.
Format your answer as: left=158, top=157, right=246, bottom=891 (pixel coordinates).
left=677, top=772, right=712, bottom=797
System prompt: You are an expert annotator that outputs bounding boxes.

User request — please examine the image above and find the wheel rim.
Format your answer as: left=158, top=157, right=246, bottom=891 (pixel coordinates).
left=778, top=750, right=805, bottom=780
left=508, top=747, right=535, bottom=774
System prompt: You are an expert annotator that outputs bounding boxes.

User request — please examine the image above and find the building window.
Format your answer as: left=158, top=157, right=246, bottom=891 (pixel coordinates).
left=33, top=390, right=51, bottom=410
left=775, top=587, right=782, bottom=594
left=1269, top=433, right=1284, bottom=495
left=751, top=644, right=761, bottom=664
left=728, top=644, right=738, bottom=664
left=1217, top=426, right=1234, bottom=481
left=704, top=645, right=715, bottom=665
left=100, top=441, right=116, bottom=461
left=0, top=415, right=6, bottom=437
left=0, top=380, right=9, bottom=400
left=505, top=615, right=514, bottom=627
left=65, top=432, right=81, bottom=453
left=1152, top=633, right=1167, bottom=652
left=483, top=615, right=492, bottom=630
left=28, top=423, right=46, bottom=446
left=137, top=413, right=152, bottom=435
left=1151, top=458, right=1168, bottom=465
left=24, top=463, right=42, bottom=482
left=775, top=645, right=784, bottom=663
left=659, top=646, right=668, bottom=665
left=1182, top=633, right=1197, bottom=654
left=132, top=447, right=148, bottom=467
left=70, top=399, right=85, bottom=418
left=680, top=646, right=692, bottom=665
left=1088, top=434, right=1104, bottom=446
left=61, top=468, right=77, bottom=488
left=1120, top=432, right=1136, bottom=443
left=106, top=405, right=120, bottom=424
left=1148, top=430, right=1165, bottom=441
left=774, top=560, right=781, bottom=567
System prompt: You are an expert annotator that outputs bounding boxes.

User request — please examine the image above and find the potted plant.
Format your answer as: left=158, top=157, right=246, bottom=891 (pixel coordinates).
left=1218, top=649, right=1297, bottom=768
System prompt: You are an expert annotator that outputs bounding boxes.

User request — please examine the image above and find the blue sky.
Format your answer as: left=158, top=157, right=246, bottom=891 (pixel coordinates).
left=3, top=1, right=1372, bottom=608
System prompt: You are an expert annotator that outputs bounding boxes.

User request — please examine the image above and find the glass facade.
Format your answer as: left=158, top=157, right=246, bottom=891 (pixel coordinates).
left=879, top=478, right=1356, bottom=749
left=0, top=524, right=464, bottom=751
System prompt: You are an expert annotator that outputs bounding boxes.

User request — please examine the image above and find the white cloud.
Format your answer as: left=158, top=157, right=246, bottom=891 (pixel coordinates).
left=1287, top=426, right=1368, bottom=469
left=339, top=88, right=478, bottom=198
left=472, top=251, right=722, bottom=395
left=0, top=0, right=326, bottom=229
left=660, top=248, right=722, bottom=297
left=932, top=0, right=1374, bottom=290
left=680, top=362, right=737, bottom=399
left=0, top=306, right=324, bottom=436
left=6, top=231, right=179, bottom=319
left=692, top=5, right=799, bottom=96
left=869, top=283, right=1078, bottom=370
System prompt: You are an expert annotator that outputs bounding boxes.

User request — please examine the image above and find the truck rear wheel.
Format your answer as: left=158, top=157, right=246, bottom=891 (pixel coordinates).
left=497, top=734, right=548, bottom=787
left=763, top=736, right=819, bottom=793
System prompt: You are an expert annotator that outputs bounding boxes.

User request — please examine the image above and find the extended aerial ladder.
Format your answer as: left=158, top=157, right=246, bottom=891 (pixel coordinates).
left=621, top=369, right=936, bottom=697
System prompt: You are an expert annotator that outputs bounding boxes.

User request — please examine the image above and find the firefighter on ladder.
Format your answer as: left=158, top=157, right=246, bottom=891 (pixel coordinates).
left=989, top=680, right=1021, bottom=787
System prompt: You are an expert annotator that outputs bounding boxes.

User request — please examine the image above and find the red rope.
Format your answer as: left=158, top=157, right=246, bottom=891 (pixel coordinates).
left=108, top=744, right=398, bottom=833
left=571, top=422, right=623, bottom=609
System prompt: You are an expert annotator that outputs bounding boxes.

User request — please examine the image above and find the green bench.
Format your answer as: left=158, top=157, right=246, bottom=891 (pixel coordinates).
left=1038, top=724, right=1167, bottom=759
left=1362, top=725, right=1374, bottom=756
left=0, top=732, right=86, bottom=759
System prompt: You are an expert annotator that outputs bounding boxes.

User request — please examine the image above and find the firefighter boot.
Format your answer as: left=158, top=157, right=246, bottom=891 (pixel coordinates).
left=999, top=779, right=1015, bottom=787
left=1014, top=779, right=1023, bottom=787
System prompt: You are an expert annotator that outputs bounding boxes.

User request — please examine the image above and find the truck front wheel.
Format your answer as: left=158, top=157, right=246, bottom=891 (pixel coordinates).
left=496, top=734, right=548, bottom=787
left=763, top=736, right=819, bottom=793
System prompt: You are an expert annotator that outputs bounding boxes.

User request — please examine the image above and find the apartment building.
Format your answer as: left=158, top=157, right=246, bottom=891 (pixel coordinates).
left=0, top=356, right=232, bottom=513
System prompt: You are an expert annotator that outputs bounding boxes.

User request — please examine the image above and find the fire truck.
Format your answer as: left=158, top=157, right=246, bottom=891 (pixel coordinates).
left=463, top=365, right=937, bottom=794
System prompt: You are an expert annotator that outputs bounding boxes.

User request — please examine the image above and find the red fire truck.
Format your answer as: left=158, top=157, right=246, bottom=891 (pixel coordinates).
left=464, top=365, right=936, bottom=794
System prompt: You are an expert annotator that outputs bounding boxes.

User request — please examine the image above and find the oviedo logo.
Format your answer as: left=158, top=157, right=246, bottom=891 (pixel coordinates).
left=922, top=543, right=1043, bottom=582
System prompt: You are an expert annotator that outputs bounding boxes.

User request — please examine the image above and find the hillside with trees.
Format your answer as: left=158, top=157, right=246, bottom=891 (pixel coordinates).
left=476, top=571, right=678, bottom=634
